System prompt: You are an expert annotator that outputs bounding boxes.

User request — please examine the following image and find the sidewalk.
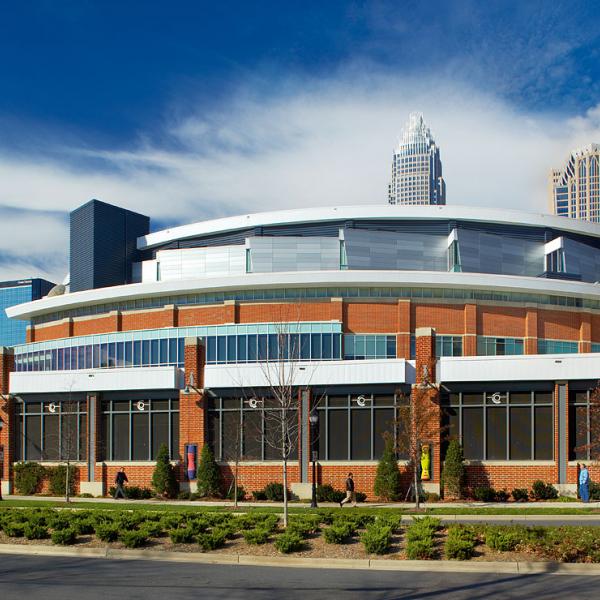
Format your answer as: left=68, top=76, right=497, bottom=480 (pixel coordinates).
left=3, top=494, right=600, bottom=510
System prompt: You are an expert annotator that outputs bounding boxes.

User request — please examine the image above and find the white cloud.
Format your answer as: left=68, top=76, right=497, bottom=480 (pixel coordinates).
left=0, top=71, right=599, bottom=283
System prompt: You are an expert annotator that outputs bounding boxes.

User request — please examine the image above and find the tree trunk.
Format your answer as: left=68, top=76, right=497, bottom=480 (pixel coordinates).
left=65, top=460, right=71, bottom=503
left=234, top=459, right=239, bottom=509
left=414, top=457, right=420, bottom=510
left=282, top=458, right=289, bottom=528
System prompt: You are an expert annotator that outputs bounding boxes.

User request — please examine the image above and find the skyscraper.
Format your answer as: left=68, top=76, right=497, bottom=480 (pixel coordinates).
left=549, top=144, right=600, bottom=222
left=388, top=112, right=446, bottom=206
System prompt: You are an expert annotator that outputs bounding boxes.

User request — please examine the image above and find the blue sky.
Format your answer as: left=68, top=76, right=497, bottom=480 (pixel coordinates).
left=0, top=0, right=599, bottom=281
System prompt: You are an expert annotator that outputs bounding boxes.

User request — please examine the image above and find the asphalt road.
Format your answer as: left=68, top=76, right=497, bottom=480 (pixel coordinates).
left=1, top=554, right=599, bottom=600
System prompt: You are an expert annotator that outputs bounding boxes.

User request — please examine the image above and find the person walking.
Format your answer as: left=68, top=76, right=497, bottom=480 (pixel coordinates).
left=340, top=472, right=356, bottom=507
left=579, top=464, right=590, bottom=503
left=114, top=467, right=129, bottom=499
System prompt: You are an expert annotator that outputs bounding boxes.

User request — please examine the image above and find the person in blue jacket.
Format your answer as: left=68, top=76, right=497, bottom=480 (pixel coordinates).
left=579, top=464, right=590, bottom=503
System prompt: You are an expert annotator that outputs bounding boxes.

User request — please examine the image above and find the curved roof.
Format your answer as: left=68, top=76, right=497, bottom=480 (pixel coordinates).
left=138, top=204, right=600, bottom=250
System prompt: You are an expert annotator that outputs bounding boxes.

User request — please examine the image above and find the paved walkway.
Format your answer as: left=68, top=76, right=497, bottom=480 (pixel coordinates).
left=2, top=494, right=599, bottom=510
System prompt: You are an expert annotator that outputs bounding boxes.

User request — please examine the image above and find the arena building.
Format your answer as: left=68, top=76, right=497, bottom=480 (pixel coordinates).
left=2, top=201, right=600, bottom=498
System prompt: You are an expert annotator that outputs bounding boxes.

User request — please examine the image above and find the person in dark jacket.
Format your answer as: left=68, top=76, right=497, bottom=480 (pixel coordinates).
left=114, top=467, right=129, bottom=499
left=340, top=472, right=356, bottom=507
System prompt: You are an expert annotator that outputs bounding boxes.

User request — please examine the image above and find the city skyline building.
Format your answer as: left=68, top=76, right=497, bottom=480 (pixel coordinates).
left=388, top=112, right=446, bottom=206
left=549, top=143, right=600, bottom=222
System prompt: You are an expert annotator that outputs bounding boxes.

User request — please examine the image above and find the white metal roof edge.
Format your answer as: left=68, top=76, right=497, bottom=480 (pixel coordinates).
left=138, top=204, right=600, bottom=250
left=7, top=270, right=600, bottom=321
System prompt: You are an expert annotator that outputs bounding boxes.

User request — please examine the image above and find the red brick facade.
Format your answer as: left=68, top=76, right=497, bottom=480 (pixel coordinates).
left=9, top=297, right=600, bottom=498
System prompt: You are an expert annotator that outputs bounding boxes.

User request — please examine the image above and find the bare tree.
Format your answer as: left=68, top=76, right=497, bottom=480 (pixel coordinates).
left=394, top=375, right=441, bottom=510
left=221, top=409, right=244, bottom=509
left=573, top=381, right=600, bottom=464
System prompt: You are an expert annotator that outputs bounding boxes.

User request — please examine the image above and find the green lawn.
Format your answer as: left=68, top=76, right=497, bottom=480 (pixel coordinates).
left=0, top=499, right=598, bottom=515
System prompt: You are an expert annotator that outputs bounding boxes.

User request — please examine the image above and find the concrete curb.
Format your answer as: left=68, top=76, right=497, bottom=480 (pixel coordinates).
left=1, top=543, right=600, bottom=576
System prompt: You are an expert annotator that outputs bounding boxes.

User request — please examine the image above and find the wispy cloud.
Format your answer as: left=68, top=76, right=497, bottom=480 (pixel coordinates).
left=0, top=70, right=599, bottom=283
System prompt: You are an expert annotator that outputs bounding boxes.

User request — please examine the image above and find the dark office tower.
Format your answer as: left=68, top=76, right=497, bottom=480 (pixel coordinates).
left=70, top=199, right=150, bottom=292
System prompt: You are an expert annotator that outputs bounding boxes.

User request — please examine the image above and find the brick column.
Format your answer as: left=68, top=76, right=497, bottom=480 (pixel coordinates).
left=330, top=297, right=343, bottom=322
left=0, top=347, right=14, bottom=496
left=412, top=328, right=441, bottom=492
left=579, top=312, right=592, bottom=353
left=525, top=306, right=538, bottom=354
left=397, top=299, right=411, bottom=359
left=179, top=337, right=206, bottom=485
left=463, top=304, right=477, bottom=356
left=81, top=392, right=104, bottom=496
left=223, top=300, right=237, bottom=324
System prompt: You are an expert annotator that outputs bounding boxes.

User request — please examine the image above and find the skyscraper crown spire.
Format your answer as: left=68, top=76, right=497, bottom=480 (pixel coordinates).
left=388, top=112, right=446, bottom=205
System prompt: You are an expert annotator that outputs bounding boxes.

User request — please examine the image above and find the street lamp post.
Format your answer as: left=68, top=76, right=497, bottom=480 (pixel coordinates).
left=309, top=412, right=319, bottom=508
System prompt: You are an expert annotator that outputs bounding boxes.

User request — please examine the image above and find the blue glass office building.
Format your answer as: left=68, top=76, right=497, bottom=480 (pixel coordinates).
left=0, top=279, right=54, bottom=346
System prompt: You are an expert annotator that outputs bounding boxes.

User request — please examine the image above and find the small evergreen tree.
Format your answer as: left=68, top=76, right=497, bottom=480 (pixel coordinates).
left=374, top=435, right=401, bottom=501
left=443, top=440, right=465, bottom=500
left=151, top=444, right=178, bottom=498
left=196, top=445, right=221, bottom=498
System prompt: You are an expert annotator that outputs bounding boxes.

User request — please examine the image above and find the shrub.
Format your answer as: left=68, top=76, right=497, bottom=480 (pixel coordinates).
left=73, top=518, right=95, bottom=535
left=316, top=484, right=345, bottom=504
left=141, top=521, right=163, bottom=537
left=324, top=523, right=354, bottom=544
left=376, top=514, right=402, bottom=533
left=197, top=529, right=227, bottom=552
left=126, top=486, right=154, bottom=500
left=495, top=489, right=510, bottom=503
left=4, top=522, right=25, bottom=537
left=24, top=523, right=49, bottom=540
left=443, top=440, right=465, bottom=499
left=361, top=525, right=392, bottom=555
left=196, top=446, right=221, bottom=498
left=14, top=462, right=46, bottom=495
left=406, top=538, right=434, bottom=559
left=406, top=517, right=441, bottom=541
left=485, top=526, right=522, bottom=552
left=243, top=528, right=270, bottom=545
left=169, top=527, right=196, bottom=544
left=472, top=486, right=497, bottom=502
left=287, top=515, right=320, bottom=537
left=445, top=525, right=476, bottom=560
left=263, top=482, right=286, bottom=502
left=425, top=492, right=440, bottom=502
left=120, top=530, right=148, bottom=548
left=530, top=480, right=558, bottom=501
left=251, top=489, right=268, bottom=501
left=177, top=491, right=191, bottom=500
left=47, top=465, right=77, bottom=497
left=274, top=531, right=304, bottom=553
left=151, top=444, right=178, bottom=498
left=590, top=481, right=600, bottom=501
left=51, top=528, right=77, bottom=545
left=95, top=524, right=120, bottom=542
left=226, top=484, right=246, bottom=501
left=512, top=488, right=529, bottom=502
left=373, top=436, right=401, bottom=501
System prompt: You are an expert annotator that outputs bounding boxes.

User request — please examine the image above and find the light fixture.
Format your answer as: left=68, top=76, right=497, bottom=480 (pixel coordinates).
left=183, top=372, right=204, bottom=395
left=309, top=413, right=318, bottom=426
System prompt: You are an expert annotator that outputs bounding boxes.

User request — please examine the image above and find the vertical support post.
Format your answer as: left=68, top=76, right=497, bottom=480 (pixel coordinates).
left=557, top=383, right=567, bottom=485
left=301, top=389, right=310, bottom=483
left=0, top=347, right=14, bottom=497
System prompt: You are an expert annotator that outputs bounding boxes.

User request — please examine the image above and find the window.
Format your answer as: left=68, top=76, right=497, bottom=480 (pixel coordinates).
left=101, top=395, right=179, bottom=461
left=207, top=396, right=298, bottom=462
left=569, top=389, right=600, bottom=460
left=343, top=335, right=396, bottom=360
left=477, top=337, right=524, bottom=356
left=15, top=396, right=87, bottom=462
left=436, top=336, right=462, bottom=357
left=441, top=389, right=553, bottom=461
left=538, top=339, right=578, bottom=354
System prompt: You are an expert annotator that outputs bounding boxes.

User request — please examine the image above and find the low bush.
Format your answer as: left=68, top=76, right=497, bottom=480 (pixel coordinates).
left=472, top=486, right=497, bottom=502
left=406, top=538, right=434, bottom=559
left=51, top=528, right=77, bottom=545
left=274, top=531, right=304, bottom=554
left=590, top=481, right=600, bottom=501
left=73, top=518, right=95, bottom=535
left=140, top=521, right=163, bottom=538
left=3, top=522, right=25, bottom=537
left=24, top=523, right=49, bottom=540
left=445, top=525, right=476, bottom=560
left=197, top=529, right=227, bottom=552
left=169, top=527, right=196, bottom=544
left=47, top=465, right=77, bottom=497
left=119, top=530, right=148, bottom=548
left=425, top=492, right=440, bottom=503
left=13, top=462, right=46, bottom=495
left=361, top=525, right=392, bottom=555
left=251, top=489, right=268, bottom=501
left=485, top=526, right=522, bottom=552
left=316, top=484, right=345, bottom=504
left=177, top=491, right=192, bottom=500
left=287, top=515, right=320, bottom=538
left=263, top=482, right=286, bottom=502
left=530, top=480, right=558, bottom=501
left=324, top=523, right=354, bottom=544
left=242, top=528, right=270, bottom=545
left=406, top=517, right=441, bottom=541
left=376, top=514, right=402, bottom=533
left=495, top=489, right=510, bottom=503
left=530, top=526, right=600, bottom=563
left=511, top=488, right=529, bottom=502
left=226, top=484, right=246, bottom=502
left=95, top=524, right=120, bottom=542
